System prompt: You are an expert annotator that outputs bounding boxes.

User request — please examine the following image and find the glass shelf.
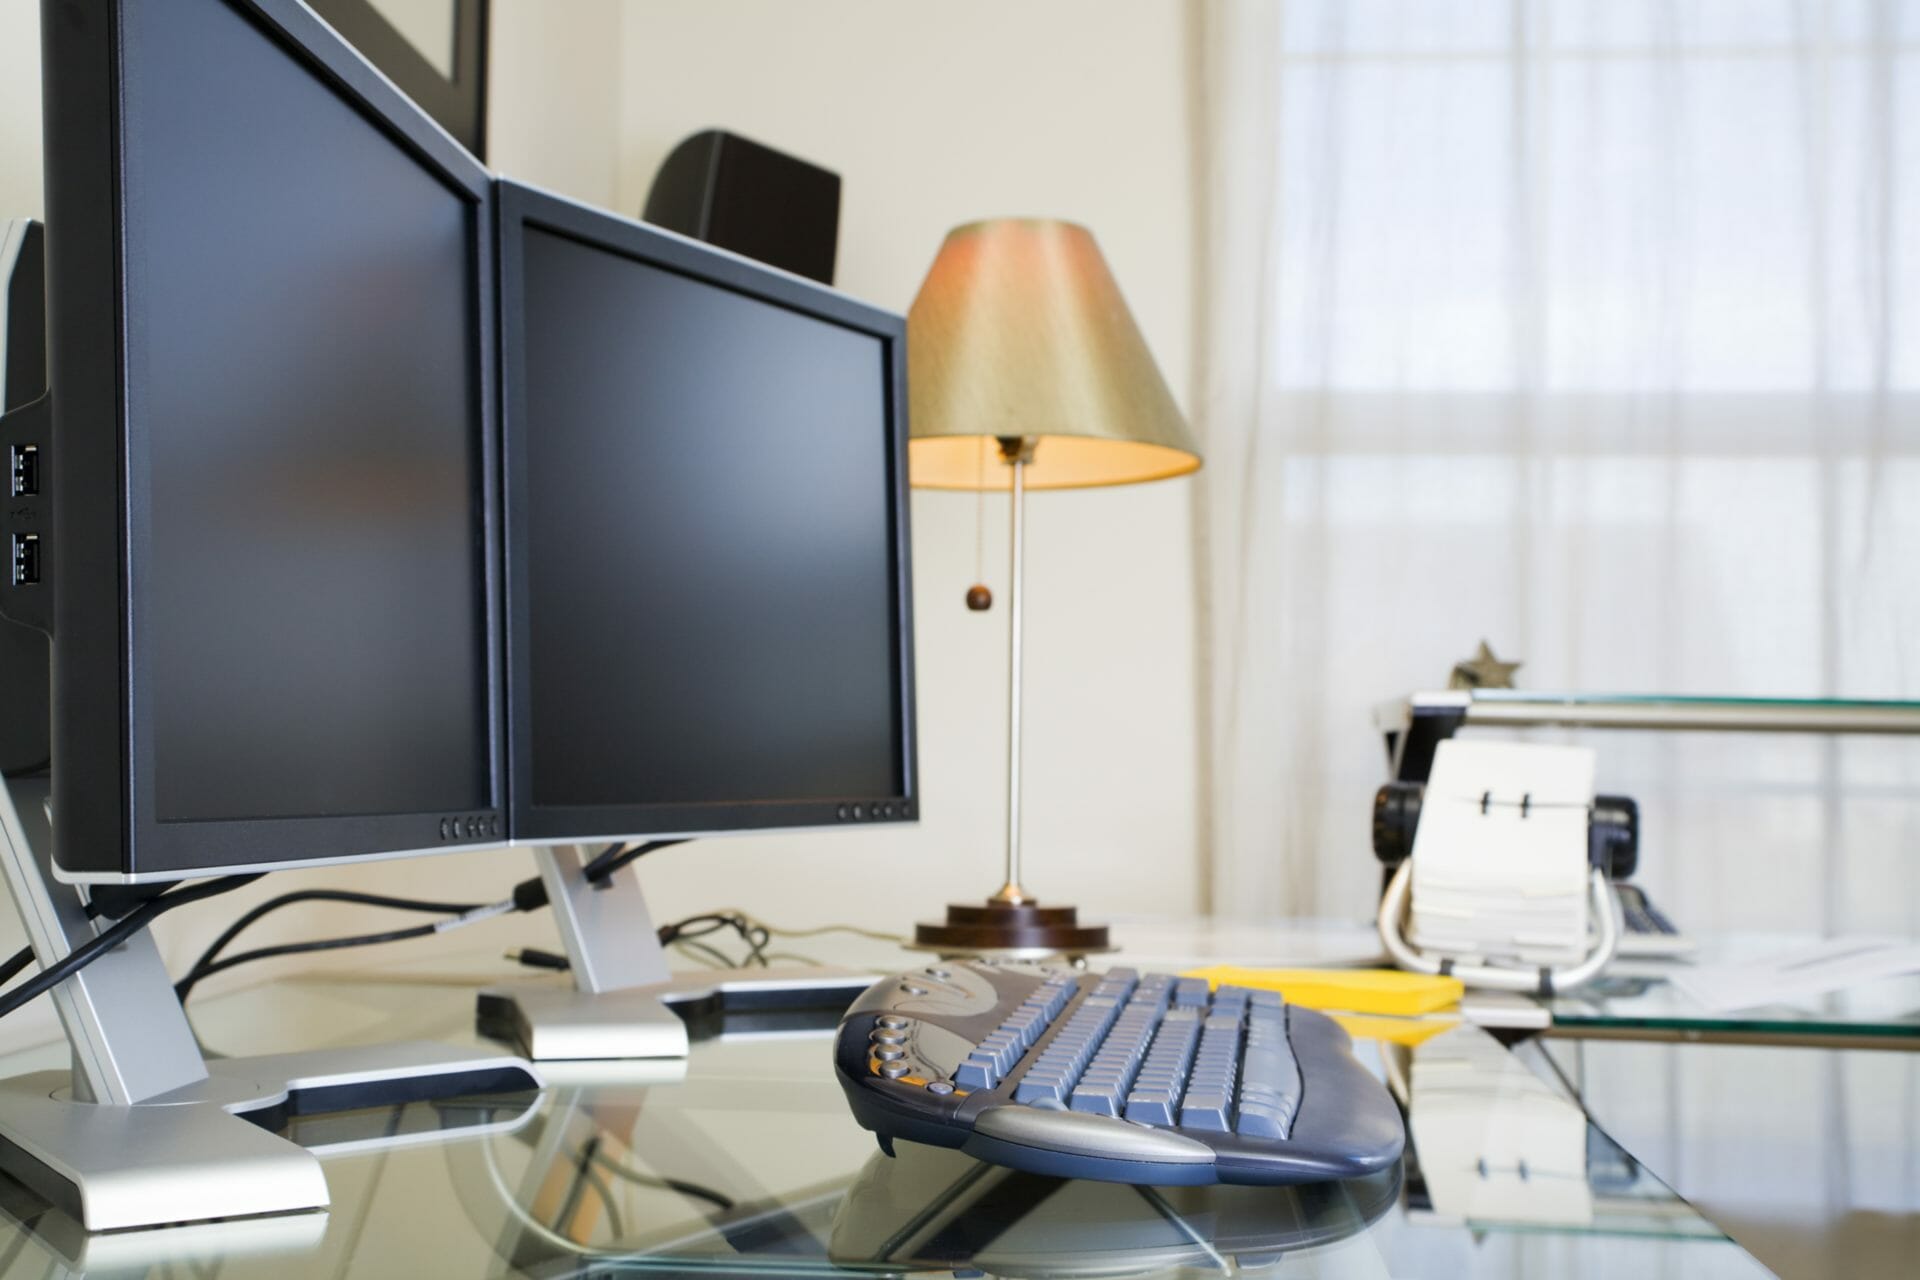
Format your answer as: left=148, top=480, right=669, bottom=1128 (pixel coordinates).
left=1545, top=935, right=1920, bottom=1043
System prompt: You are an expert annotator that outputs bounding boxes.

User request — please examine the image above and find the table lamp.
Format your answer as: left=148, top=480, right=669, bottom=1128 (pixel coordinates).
left=907, top=218, right=1201, bottom=955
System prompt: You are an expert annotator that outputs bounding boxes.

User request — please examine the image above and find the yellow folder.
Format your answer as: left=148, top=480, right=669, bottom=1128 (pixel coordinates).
left=1182, top=965, right=1463, bottom=1017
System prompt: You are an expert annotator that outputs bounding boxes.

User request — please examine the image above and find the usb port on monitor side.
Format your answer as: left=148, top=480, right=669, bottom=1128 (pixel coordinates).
left=11, top=533, right=40, bottom=586
left=9, top=444, right=37, bottom=497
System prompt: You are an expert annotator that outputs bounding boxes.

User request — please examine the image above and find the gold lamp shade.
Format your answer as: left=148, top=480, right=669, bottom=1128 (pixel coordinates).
left=907, top=219, right=1201, bottom=490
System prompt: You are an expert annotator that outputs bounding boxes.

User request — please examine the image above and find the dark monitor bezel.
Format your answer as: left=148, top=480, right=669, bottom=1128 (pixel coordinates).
left=495, top=180, right=918, bottom=843
left=41, top=0, right=506, bottom=882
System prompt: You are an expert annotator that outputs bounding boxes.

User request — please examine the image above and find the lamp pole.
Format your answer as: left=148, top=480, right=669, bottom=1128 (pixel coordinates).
left=992, top=436, right=1036, bottom=906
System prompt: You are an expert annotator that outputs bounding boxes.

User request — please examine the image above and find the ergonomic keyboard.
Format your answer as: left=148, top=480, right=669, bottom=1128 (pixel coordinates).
left=833, top=961, right=1405, bottom=1186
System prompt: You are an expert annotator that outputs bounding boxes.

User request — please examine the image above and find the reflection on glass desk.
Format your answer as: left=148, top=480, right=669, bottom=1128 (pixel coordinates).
left=1543, top=937, right=1920, bottom=1045
left=0, top=951, right=1776, bottom=1278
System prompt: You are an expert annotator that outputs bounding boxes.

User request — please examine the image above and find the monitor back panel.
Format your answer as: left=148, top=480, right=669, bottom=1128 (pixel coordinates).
left=40, top=0, right=504, bottom=880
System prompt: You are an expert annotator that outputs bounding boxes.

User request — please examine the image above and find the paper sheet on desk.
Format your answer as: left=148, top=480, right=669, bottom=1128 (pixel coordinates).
left=1668, top=937, right=1920, bottom=1012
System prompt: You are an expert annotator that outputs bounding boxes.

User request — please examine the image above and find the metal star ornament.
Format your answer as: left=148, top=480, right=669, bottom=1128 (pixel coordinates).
left=1449, top=641, right=1522, bottom=690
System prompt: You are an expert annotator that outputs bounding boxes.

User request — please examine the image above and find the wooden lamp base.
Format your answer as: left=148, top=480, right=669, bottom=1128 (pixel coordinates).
left=912, top=898, right=1111, bottom=957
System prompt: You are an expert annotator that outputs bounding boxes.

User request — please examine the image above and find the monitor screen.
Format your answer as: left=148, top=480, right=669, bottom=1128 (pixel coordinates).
left=503, top=186, right=914, bottom=837
left=130, top=0, right=487, bottom=824
left=38, top=0, right=502, bottom=879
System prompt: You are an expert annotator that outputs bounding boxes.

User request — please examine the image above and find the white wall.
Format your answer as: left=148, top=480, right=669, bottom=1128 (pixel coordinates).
left=0, top=0, right=1201, bottom=1039
left=607, top=0, right=1203, bottom=934
left=0, top=0, right=38, bottom=219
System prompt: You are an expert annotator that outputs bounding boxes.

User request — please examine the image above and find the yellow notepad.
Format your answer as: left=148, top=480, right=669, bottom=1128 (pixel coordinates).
left=1181, top=966, right=1463, bottom=1017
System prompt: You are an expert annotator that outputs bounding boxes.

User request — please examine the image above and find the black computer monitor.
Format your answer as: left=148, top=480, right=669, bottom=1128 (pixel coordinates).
left=496, top=180, right=916, bottom=844
left=21, top=0, right=504, bottom=883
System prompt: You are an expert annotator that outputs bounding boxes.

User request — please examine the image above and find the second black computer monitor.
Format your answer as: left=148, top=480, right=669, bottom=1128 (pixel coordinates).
left=497, top=182, right=916, bottom=843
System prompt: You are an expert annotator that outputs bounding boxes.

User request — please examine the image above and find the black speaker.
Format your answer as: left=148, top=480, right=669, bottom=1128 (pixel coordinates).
left=642, top=130, right=841, bottom=285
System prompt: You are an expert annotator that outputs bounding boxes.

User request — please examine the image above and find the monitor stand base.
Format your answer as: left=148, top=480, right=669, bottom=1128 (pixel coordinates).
left=477, top=844, right=878, bottom=1061
left=0, top=774, right=543, bottom=1232
left=478, top=966, right=876, bottom=1061
left=0, top=1042, right=538, bottom=1232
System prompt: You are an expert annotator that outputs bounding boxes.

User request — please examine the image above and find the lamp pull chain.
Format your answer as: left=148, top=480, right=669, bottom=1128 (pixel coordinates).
left=966, top=436, right=992, bottom=611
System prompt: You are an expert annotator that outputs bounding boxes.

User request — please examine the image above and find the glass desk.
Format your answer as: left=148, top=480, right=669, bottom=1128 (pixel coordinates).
left=1114, top=917, right=1920, bottom=1048
left=1539, top=939, right=1920, bottom=1047
left=0, top=942, right=1773, bottom=1278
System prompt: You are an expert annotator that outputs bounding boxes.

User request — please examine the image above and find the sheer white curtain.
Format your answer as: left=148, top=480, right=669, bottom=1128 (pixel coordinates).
left=1194, top=1, right=1920, bottom=928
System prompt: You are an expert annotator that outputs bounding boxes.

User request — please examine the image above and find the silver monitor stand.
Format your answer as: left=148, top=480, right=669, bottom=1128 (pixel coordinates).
left=476, top=843, right=877, bottom=1061
left=0, top=774, right=544, bottom=1232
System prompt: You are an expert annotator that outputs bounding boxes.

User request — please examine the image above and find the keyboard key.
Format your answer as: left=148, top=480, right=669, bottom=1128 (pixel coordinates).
left=1125, top=1092, right=1176, bottom=1126
left=1070, top=1082, right=1123, bottom=1116
left=1235, top=1099, right=1289, bottom=1137
left=1236, top=1010, right=1301, bottom=1139
left=955, top=1056, right=999, bottom=1089
left=1180, top=1091, right=1231, bottom=1131
left=1015, top=1077, right=1065, bottom=1104
left=1174, top=978, right=1211, bottom=1007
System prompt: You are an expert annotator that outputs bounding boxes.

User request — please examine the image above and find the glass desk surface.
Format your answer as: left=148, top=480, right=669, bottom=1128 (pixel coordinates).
left=0, top=940, right=1774, bottom=1279
left=1543, top=937, right=1920, bottom=1044
left=1117, top=916, right=1920, bottom=1046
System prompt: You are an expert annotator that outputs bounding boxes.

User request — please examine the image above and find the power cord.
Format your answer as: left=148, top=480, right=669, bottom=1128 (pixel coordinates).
left=508, top=911, right=772, bottom=974
left=706, top=910, right=908, bottom=948
left=588, top=1148, right=735, bottom=1210
left=172, top=840, right=690, bottom=1003
left=0, top=875, right=262, bottom=1021
left=580, top=839, right=688, bottom=882
left=174, top=900, right=515, bottom=1002
left=0, top=944, right=33, bottom=987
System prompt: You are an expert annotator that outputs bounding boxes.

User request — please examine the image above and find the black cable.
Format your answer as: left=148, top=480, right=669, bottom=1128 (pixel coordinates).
left=508, top=910, right=772, bottom=974
left=571, top=1136, right=626, bottom=1240
left=0, top=945, right=31, bottom=987
left=581, top=838, right=689, bottom=883
left=672, top=937, right=738, bottom=971
left=589, top=1150, right=736, bottom=1211
left=174, top=887, right=488, bottom=1003
left=657, top=912, right=770, bottom=965
left=177, top=921, right=451, bottom=1000
left=172, top=840, right=697, bottom=1001
left=0, top=875, right=261, bottom=1021
left=0, top=894, right=122, bottom=987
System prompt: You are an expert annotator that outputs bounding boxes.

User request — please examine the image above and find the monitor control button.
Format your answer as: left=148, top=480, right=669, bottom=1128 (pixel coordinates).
left=852, top=805, right=865, bottom=819
left=837, top=805, right=849, bottom=820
